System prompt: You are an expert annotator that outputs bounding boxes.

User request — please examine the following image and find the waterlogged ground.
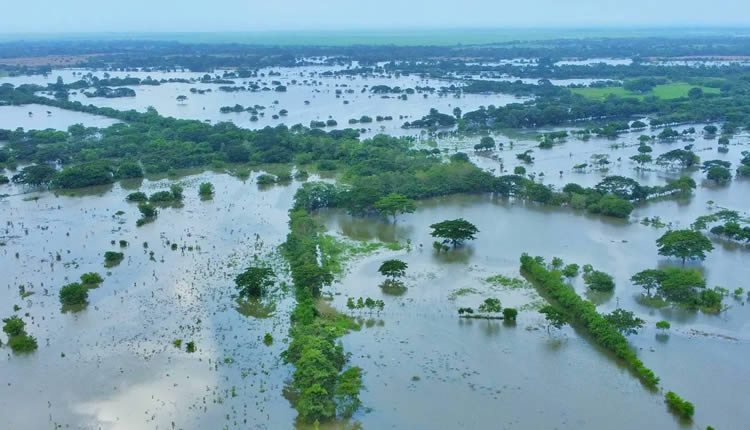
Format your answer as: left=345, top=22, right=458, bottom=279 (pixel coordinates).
left=314, top=127, right=750, bottom=430
left=1, top=172, right=306, bottom=430
left=2, top=66, right=750, bottom=429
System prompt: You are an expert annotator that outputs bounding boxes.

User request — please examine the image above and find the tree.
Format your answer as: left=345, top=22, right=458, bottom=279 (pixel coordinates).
left=631, top=269, right=667, bottom=296
left=234, top=266, right=276, bottom=298
left=2, top=316, right=25, bottom=337
left=138, top=203, right=157, bottom=218
left=703, top=125, right=718, bottom=135
left=583, top=270, right=615, bottom=291
left=656, top=230, right=714, bottom=264
left=706, top=166, right=731, bottom=184
left=176, top=95, right=188, bottom=104
left=374, top=193, right=416, bottom=222
left=539, top=305, right=567, bottom=333
left=631, top=154, right=652, bottom=166
left=452, top=107, right=462, bottom=119
left=603, top=309, right=645, bottom=336
left=11, top=164, right=57, bottom=187
left=429, top=218, right=479, bottom=247
left=378, top=259, right=408, bottom=279
left=59, top=282, right=89, bottom=306
left=478, top=298, right=502, bottom=313
left=656, top=320, right=671, bottom=331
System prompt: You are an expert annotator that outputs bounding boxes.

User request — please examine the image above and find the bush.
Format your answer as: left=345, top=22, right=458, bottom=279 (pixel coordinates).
left=80, top=272, right=103, bottom=285
left=104, top=251, right=124, bottom=267
left=2, top=316, right=25, bottom=336
left=126, top=192, right=147, bottom=202
left=199, top=182, right=214, bottom=196
left=257, top=174, right=276, bottom=185
left=665, top=391, right=694, bottom=419
left=149, top=190, right=175, bottom=202
left=502, top=308, right=518, bottom=321
left=59, top=282, right=89, bottom=305
left=8, top=333, right=38, bottom=352
left=583, top=270, right=615, bottom=291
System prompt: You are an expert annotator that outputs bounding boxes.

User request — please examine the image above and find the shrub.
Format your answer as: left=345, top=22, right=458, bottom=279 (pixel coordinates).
left=126, top=192, right=147, bottom=202
left=104, top=251, right=124, bottom=267
left=80, top=272, right=103, bottom=285
left=59, top=282, right=89, bottom=305
left=8, top=334, right=38, bottom=352
left=502, top=308, right=518, bottom=321
left=665, top=391, right=694, bottom=419
left=583, top=270, right=615, bottom=291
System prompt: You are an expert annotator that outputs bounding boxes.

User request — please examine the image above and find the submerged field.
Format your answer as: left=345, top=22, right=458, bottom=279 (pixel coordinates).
left=2, top=62, right=750, bottom=430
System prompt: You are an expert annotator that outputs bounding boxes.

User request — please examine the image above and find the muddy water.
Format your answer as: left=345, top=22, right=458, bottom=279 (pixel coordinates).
left=313, top=129, right=750, bottom=429
left=1, top=172, right=305, bottom=429
left=2, top=67, right=750, bottom=429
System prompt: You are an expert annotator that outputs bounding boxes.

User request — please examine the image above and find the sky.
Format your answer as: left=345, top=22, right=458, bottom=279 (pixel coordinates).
left=3, top=0, right=750, bottom=33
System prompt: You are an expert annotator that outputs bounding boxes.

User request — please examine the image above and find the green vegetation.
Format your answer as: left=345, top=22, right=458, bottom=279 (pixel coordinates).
left=631, top=267, right=722, bottom=312
left=521, top=254, right=659, bottom=386
left=665, top=391, right=695, bottom=419
left=104, top=251, right=124, bottom=267
left=234, top=266, right=276, bottom=298
left=583, top=269, right=615, bottom=291
left=656, top=230, right=714, bottom=264
left=378, top=259, right=408, bottom=279
left=80, top=272, right=103, bottom=286
left=374, top=193, right=416, bottom=222
left=198, top=182, right=214, bottom=197
left=572, top=83, right=719, bottom=101
left=59, top=282, right=89, bottom=306
left=430, top=218, right=479, bottom=247
left=2, top=316, right=38, bottom=353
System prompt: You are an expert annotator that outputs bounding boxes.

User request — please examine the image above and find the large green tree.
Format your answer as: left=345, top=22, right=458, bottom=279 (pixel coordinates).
left=429, top=218, right=479, bottom=247
left=373, top=193, right=416, bottom=222
left=656, top=230, right=714, bottom=264
left=378, top=259, right=408, bottom=279
left=234, top=266, right=276, bottom=298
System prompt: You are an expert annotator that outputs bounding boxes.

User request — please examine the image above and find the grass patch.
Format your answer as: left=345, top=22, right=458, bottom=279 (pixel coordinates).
left=319, top=234, right=402, bottom=276
left=485, top=275, right=531, bottom=289
left=448, top=287, right=479, bottom=301
left=571, top=83, right=720, bottom=101
left=315, top=299, right=361, bottom=334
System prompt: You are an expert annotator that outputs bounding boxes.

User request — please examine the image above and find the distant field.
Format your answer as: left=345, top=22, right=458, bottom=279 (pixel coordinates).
left=1, top=27, right=748, bottom=46
left=571, top=83, right=721, bottom=100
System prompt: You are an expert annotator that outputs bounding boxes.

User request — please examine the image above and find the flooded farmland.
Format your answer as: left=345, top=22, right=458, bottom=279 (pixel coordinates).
left=2, top=61, right=750, bottom=430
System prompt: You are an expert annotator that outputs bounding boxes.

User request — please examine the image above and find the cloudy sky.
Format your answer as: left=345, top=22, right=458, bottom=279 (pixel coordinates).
left=3, top=0, right=750, bottom=33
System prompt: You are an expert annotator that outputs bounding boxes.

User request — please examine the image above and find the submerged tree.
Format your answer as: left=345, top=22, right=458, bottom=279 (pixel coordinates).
left=373, top=193, right=416, bottom=222
left=429, top=218, right=479, bottom=247
left=603, top=309, right=645, bottom=336
left=656, top=230, right=714, bottom=264
left=378, top=259, right=408, bottom=279
left=234, top=266, right=276, bottom=298
left=539, top=305, right=568, bottom=334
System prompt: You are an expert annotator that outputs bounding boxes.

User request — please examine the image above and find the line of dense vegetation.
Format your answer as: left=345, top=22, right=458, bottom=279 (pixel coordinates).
left=280, top=198, right=363, bottom=423
left=519, top=253, right=660, bottom=387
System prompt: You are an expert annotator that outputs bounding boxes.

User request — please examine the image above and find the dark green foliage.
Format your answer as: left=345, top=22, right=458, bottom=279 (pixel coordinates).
left=256, top=174, right=276, bottom=185
left=59, top=282, right=88, bottom=305
left=521, top=254, right=659, bottom=386
left=430, top=218, right=479, bottom=246
left=126, top=191, right=147, bottom=202
left=54, top=161, right=114, bottom=188
left=656, top=230, right=714, bottom=263
left=502, top=307, right=518, bottom=321
left=478, top=298, right=502, bottom=313
left=562, top=264, right=580, bottom=278
left=378, top=259, right=407, bottom=279
left=539, top=305, right=567, bottom=332
left=373, top=193, right=416, bottom=221
left=80, top=272, right=103, bottom=285
left=104, top=251, right=124, bottom=267
left=116, top=161, right=143, bottom=179
left=603, top=309, right=645, bottom=336
left=11, top=164, right=56, bottom=187
left=583, top=270, right=615, bottom=291
left=138, top=203, right=157, bottom=218
left=234, top=266, right=276, bottom=298
left=7, top=333, right=38, bottom=352
left=2, top=316, right=25, bottom=336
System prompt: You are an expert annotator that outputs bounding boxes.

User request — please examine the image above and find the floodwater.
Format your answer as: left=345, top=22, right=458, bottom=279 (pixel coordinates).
left=2, top=66, right=750, bottom=429
left=3, top=66, right=526, bottom=137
